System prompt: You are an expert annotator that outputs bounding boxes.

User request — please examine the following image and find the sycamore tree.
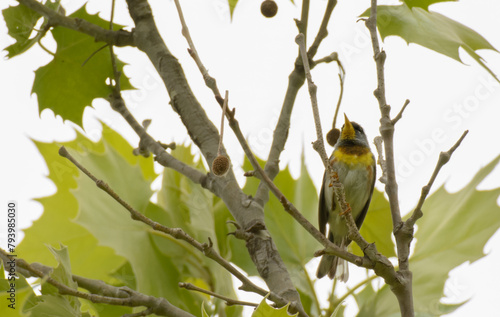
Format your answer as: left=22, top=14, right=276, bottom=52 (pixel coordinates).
left=1, top=0, right=500, bottom=316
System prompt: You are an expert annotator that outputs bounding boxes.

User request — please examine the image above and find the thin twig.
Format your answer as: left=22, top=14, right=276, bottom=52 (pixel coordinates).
left=179, top=283, right=258, bottom=307
left=406, top=130, right=469, bottom=227
left=172, top=0, right=221, bottom=98
left=333, top=274, right=377, bottom=308
left=311, top=52, right=345, bottom=130
left=81, top=43, right=109, bottom=67
left=295, top=33, right=329, bottom=165
left=108, top=0, right=121, bottom=93
left=37, top=38, right=55, bottom=56
left=332, top=59, right=345, bottom=130
left=392, top=99, right=410, bottom=125
left=218, top=91, right=229, bottom=155
left=307, top=0, right=338, bottom=58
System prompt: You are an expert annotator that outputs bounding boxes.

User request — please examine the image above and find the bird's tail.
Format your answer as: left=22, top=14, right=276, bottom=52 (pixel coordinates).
left=316, top=240, right=349, bottom=282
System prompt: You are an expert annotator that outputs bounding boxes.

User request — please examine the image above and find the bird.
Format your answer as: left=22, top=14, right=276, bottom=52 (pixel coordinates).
left=316, top=114, right=376, bottom=282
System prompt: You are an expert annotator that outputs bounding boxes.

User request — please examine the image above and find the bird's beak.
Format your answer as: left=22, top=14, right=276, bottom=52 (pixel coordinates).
left=341, top=114, right=355, bottom=140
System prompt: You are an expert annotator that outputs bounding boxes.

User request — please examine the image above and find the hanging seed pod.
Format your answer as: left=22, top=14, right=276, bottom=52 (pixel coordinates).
left=326, top=128, right=340, bottom=147
left=261, top=0, right=278, bottom=18
left=212, top=155, right=230, bottom=177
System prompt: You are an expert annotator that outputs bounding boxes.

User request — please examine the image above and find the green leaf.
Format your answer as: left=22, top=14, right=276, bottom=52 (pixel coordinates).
left=360, top=3, right=499, bottom=81
left=32, top=4, right=133, bottom=127
left=356, top=155, right=500, bottom=316
left=27, top=245, right=88, bottom=317
left=17, top=126, right=131, bottom=283
left=2, top=1, right=61, bottom=58
left=228, top=0, right=238, bottom=18
left=67, top=135, right=206, bottom=313
left=402, top=0, right=456, bottom=10
left=252, top=296, right=298, bottom=317
left=28, top=296, right=81, bottom=317
left=409, top=154, right=500, bottom=314
left=0, top=263, right=35, bottom=317
left=351, top=189, right=396, bottom=258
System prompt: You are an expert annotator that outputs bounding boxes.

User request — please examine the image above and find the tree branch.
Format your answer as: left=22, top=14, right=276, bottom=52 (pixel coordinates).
left=85, top=1, right=309, bottom=313
left=366, top=1, right=414, bottom=315
left=307, top=0, right=337, bottom=58
left=406, top=130, right=469, bottom=228
left=18, top=0, right=135, bottom=47
left=0, top=249, right=194, bottom=317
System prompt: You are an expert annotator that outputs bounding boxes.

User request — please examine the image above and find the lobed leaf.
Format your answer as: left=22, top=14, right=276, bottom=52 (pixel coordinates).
left=356, top=155, right=500, bottom=316
left=2, top=1, right=61, bottom=58
left=252, top=296, right=298, bottom=317
left=360, top=3, right=499, bottom=81
left=32, top=4, right=134, bottom=127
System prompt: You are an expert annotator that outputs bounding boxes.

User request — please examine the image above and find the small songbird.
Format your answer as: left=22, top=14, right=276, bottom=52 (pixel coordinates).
left=316, top=114, right=376, bottom=282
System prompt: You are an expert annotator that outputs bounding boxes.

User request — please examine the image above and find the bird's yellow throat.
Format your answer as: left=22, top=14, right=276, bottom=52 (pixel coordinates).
left=333, top=145, right=374, bottom=166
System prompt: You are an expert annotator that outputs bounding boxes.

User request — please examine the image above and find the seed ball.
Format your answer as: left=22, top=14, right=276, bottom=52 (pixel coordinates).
left=261, top=0, right=278, bottom=18
left=326, top=128, right=340, bottom=147
left=212, top=155, right=230, bottom=176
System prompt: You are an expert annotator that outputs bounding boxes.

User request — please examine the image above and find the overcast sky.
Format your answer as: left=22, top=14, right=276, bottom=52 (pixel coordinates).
left=1, top=0, right=500, bottom=316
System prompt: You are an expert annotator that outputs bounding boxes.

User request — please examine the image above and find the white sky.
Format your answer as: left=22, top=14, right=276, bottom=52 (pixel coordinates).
left=1, top=0, right=500, bottom=316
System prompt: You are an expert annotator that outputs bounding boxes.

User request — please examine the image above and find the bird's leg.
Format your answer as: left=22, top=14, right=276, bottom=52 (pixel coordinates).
left=339, top=202, right=352, bottom=216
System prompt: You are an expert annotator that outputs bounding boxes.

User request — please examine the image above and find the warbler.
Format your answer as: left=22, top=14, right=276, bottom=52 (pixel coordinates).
left=316, top=114, right=376, bottom=282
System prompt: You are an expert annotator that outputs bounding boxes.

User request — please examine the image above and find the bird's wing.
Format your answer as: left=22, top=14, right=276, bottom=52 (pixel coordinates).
left=318, top=171, right=331, bottom=236
left=355, top=159, right=376, bottom=229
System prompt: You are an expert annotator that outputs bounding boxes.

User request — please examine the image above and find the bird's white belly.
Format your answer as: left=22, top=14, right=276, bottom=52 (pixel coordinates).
left=324, top=161, right=371, bottom=238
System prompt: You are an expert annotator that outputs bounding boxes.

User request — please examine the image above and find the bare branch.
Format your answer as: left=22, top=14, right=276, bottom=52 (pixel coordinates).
left=18, top=0, right=134, bottom=47
left=406, top=130, right=469, bottom=227
left=179, top=283, right=258, bottom=307
left=218, top=91, right=229, bottom=156
left=366, top=1, right=415, bottom=315
left=172, top=0, right=221, bottom=98
left=0, top=249, right=194, bottom=317
left=307, top=0, right=338, bottom=58
left=365, top=0, right=403, bottom=230
left=295, top=33, right=329, bottom=165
